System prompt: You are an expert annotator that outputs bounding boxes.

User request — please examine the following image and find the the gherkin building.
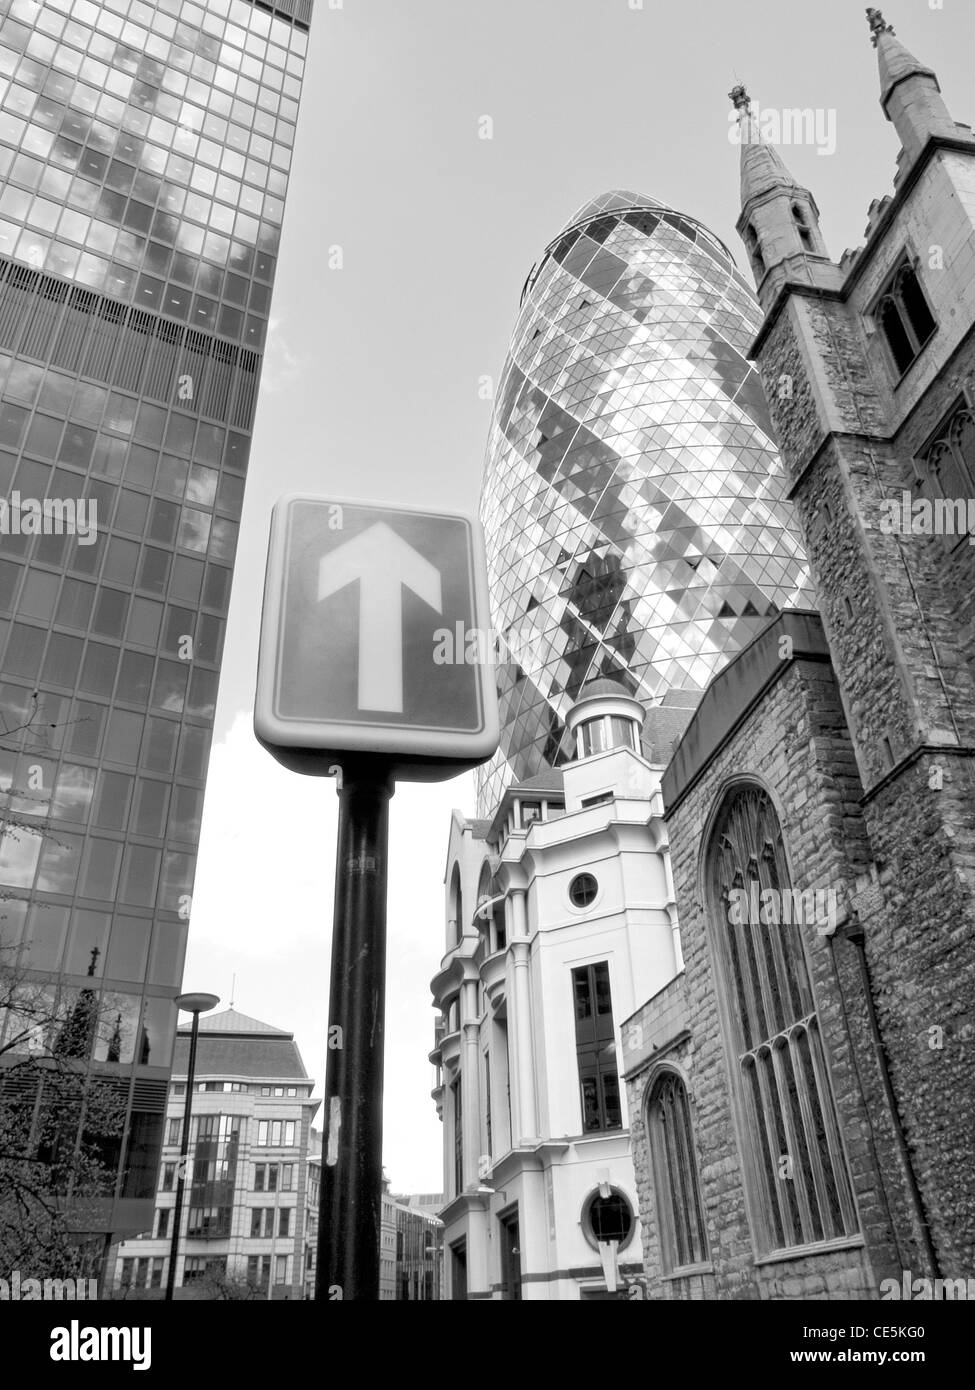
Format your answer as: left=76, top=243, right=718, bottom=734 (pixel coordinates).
left=476, top=190, right=815, bottom=816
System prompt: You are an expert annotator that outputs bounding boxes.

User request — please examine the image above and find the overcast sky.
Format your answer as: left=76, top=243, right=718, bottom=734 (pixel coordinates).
left=181, top=0, right=975, bottom=1191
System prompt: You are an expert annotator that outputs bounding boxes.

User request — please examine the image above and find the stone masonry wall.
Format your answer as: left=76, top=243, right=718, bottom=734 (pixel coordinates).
left=631, top=650, right=927, bottom=1299
left=757, top=292, right=975, bottom=1274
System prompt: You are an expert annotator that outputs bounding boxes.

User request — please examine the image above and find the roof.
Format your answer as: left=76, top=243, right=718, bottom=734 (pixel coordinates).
left=177, top=1008, right=291, bottom=1038
left=172, top=1035, right=308, bottom=1080
left=662, top=610, right=829, bottom=816
left=573, top=676, right=640, bottom=703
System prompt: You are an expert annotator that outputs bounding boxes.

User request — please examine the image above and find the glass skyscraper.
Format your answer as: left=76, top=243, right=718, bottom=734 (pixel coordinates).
left=477, top=190, right=815, bottom=814
left=0, top=0, right=311, bottom=1249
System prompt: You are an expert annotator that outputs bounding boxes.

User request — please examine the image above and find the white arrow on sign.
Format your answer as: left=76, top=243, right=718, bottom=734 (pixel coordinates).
left=317, top=521, right=443, bottom=714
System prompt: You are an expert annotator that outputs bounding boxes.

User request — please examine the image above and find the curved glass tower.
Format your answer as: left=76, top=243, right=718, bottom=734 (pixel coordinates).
left=477, top=190, right=815, bottom=814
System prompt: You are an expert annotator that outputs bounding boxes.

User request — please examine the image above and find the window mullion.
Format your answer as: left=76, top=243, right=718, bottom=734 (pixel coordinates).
left=770, top=1037, right=816, bottom=1244
left=753, top=1047, right=796, bottom=1248
left=807, top=1019, right=858, bottom=1234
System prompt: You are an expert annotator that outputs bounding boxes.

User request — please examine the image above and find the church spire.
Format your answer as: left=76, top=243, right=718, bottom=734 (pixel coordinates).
left=730, top=84, right=799, bottom=208
left=866, top=8, right=958, bottom=166
left=731, top=85, right=838, bottom=309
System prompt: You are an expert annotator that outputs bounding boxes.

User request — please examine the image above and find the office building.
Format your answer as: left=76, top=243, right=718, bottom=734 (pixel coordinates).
left=476, top=189, right=815, bottom=814
left=0, top=0, right=312, bottom=1261
left=113, top=1007, right=319, bottom=1297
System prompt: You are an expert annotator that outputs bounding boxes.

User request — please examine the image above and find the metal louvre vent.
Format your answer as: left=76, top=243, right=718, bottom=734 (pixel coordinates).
left=0, top=257, right=260, bottom=433
left=132, top=1079, right=169, bottom=1113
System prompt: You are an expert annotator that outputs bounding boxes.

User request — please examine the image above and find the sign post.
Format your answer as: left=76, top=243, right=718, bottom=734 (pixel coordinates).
left=255, top=496, right=499, bottom=1300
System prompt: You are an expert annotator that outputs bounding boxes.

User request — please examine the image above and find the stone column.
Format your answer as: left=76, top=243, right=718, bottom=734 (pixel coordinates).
left=510, top=890, right=537, bottom=1143
left=460, top=979, right=480, bottom=1191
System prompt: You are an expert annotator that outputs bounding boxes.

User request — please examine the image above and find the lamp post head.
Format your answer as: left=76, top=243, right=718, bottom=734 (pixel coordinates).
left=176, top=991, right=220, bottom=1015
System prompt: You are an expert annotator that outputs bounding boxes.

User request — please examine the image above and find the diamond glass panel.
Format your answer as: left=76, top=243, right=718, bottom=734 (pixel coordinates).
left=476, top=191, right=815, bottom=814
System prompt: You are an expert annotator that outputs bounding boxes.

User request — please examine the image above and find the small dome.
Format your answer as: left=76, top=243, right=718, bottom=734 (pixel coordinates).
left=574, top=677, right=637, bottom=704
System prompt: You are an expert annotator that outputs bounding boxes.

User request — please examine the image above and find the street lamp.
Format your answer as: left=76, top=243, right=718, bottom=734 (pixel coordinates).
left=164, top=991, right=220, bottom=1301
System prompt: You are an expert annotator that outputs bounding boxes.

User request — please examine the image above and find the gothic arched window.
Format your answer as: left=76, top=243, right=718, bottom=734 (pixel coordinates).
left=646, top=1072, right=708, bottom=1272
left=705, top=784, right=859, bottom=1254
left=874, top=259, right=937, bottom=376
left=916, top=403, right=975, bottom=548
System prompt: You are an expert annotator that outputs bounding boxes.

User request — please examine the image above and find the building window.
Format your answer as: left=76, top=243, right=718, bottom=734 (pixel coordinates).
left=161, top=1162, right=176, bottom=1192
left=450, top=1240, right=467, bottom=1301
left=581, top=791, right=614, bottom=809
left=499, top=1208, right=521, bottom=1301
left=451, top=1078, right=463, bottom=1195
left=520, top=800, right=542, bottom=827
left=646, top=1072, right=709, bottom=1271
left=706, top=784, right=859, bottom=1254
left=571, top=962, right=621, bottom=1133
left=247, top=1255, right=270, bottom=1289
left=256, top=1119, right=297, bottom=1147
left=579, top=718, right=609, bottom=757
left=483, top=1051, right=492, bottom=1159
left=745, top=222, right=765, bottom=276
left=182, top=1256, right=225, bottom=1285
left=569, top=873, right=598, bottom=909
left=156, top=1207, right=170, bottom=1240
left=166, top=1118, right=182, bottom=1145
left=581, top=1186, right=635, bottom=1251
left=874, top=257, right=937, bottom=376
left=916, top=401, right=975, bottom=545
left=279, top=1207, right=291, bottom=1238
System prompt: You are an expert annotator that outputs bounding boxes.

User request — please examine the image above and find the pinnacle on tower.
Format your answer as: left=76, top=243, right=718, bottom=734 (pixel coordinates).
left=730, top=83, right=800, bottom=207
left=731, top=84, right=837, bottom=305
left=865, top=6, right=959, bottom=164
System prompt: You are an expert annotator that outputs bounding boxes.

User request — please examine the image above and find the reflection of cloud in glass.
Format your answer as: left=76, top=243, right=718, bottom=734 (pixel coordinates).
left=0, top=0, right=303, bottom=346
left=0, top=824, right=44, bottom=888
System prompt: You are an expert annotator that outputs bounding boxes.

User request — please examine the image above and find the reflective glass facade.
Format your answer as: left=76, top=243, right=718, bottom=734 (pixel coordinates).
left=0, top=0, right=311, bottom=1236
left=476, top=191, right=815, bottom=814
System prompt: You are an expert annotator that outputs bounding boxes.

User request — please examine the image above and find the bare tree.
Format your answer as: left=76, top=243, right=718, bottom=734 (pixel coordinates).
left=0, top=695, right=126, bottom=1279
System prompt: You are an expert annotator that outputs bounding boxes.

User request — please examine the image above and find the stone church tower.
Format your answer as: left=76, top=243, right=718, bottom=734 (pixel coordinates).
left=623, top=10, right=975, bottom=1299
left=733, top=9, right=975, bottom=1275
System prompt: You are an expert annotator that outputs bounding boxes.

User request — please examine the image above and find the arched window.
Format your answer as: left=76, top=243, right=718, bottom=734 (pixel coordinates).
left=792, top=203, right=813, bottom=251
left=874, top=260, right=936, bottom=375
left=706, top=784, right=859, bottom=1254
left=646, top=1072, right=708, bottom=1272
left=447, top=864, right=463, bottom=950
left=745, top=223, right=765, bottom=276
left=915, top=403, right=975, bottom=548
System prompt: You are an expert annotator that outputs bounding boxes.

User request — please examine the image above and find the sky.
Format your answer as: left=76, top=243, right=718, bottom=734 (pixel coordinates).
left=181, top=0, right=975, bottom=1191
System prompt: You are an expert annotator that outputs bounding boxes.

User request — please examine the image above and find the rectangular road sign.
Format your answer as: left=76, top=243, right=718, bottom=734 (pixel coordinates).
left=255, top=495, right=500, bottom=779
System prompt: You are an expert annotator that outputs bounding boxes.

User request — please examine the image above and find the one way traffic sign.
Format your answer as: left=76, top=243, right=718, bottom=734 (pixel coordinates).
left=255, top=495, right=500, bottom=780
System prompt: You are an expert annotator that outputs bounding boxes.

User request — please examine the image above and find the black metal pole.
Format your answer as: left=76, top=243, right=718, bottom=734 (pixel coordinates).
left=316, top=763, right=394, bottom=1301
left=165, top=1009, right=201, bottom=1300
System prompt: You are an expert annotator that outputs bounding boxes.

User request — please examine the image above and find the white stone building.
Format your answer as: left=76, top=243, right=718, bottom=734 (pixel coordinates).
left=430, top=681, right=685, bottom=1299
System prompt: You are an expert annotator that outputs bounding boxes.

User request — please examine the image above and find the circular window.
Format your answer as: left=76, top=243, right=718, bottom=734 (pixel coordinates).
left=569, top=873, right=598, bottom=908
left=582, top=1187, right=635, bottom=1250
